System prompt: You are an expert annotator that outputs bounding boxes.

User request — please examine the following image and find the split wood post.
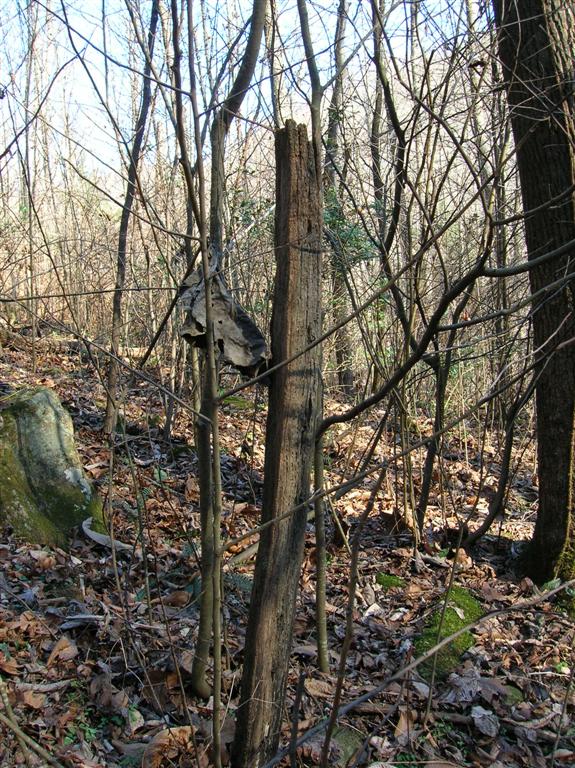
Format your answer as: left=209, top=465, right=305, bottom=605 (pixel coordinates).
left=232, top=120, right=322, bottom=767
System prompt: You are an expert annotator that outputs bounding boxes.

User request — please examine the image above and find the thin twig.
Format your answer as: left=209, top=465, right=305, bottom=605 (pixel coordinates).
left=0, top=675, right=36, bottom=767
left=0, top=709, right=66, bottom=768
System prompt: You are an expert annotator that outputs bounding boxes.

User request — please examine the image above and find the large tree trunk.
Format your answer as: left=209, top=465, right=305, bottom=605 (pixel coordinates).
left=232, top=120, right=322, bottom=767
left=493, top=0, right=575, bottom=582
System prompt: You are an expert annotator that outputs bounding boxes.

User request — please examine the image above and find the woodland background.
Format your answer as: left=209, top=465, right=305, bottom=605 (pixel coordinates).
left=0, top=1, right=574, bottom=767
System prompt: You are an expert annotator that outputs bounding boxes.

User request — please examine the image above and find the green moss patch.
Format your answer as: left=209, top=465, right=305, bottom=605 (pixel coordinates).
left=376, top=573, right=405, bottom=590
left=221, top=394, right=254, bottom=410
left=332, top=725, right=365, bottom=766
left=415, top=585, right=483, bottom=679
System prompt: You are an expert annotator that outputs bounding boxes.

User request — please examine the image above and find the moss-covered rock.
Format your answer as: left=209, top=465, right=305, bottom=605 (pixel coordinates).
left=0, top=387, right=103, bottom=546
left=415, top=585, right=483, bottom=679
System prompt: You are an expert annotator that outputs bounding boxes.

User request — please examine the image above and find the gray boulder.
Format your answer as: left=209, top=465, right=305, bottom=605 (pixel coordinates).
left=0, top=387, right=103, bottom=545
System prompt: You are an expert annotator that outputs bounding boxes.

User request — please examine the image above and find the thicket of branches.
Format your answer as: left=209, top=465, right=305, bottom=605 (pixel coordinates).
left=1, top=0, right=574, bottom=764
left=0, top=0, right=531, bottom=453
left=2, top=5, right=538, bottom=505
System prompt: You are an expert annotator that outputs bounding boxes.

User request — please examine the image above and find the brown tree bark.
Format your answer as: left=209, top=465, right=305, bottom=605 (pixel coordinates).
left=493, top=0, right=575, bottom=581
left=232, top=120, right=322, bottom=767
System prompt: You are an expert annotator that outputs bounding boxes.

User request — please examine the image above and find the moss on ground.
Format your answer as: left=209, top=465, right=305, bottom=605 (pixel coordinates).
left=332, top=725, right=364, bottom=766
left=376, top=573, right=406, bottom=590
left=415, top=584, right=483, bottom=679
left=222, top=394, right=253, bottom=410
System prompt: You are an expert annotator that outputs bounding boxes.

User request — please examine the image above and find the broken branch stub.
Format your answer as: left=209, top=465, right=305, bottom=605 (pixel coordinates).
left=179, top=268, right=269, bottom=378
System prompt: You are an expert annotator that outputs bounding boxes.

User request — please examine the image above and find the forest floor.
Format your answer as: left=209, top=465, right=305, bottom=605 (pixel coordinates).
left=0, top=343, right=574, bottom=768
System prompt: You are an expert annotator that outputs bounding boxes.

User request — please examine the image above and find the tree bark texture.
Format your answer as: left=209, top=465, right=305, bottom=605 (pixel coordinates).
left=493, top=0, right=575, bottom=581
left=232, top=120, right=322, bottom=767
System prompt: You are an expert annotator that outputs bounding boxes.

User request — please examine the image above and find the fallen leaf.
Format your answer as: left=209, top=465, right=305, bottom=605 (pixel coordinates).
left=21, top=689, right=46, bottom=709
left=305, top=677, right=333, bottom=699
left=141, top=726, right=196, bottom=768
left=452, top=605, right=466, bottom=620
left=124, top=705, right=145, bottom=734
left=394, top=707, right=416, bottom=746
left=162, top=590, right=191, bottom=607
left=47, top=635, right=78, bottom=666
left=412, top=681, right=430, bottom=698
left=471, top=705, right=499, bottom=737
left=0, top=652, right=20, bottom=675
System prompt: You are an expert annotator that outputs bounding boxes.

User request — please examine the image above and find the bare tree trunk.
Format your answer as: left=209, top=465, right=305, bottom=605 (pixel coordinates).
left=208, top=0, right=267, bottom=262
left=264, top=0, right=281, bottom=128
left=232, top=120, right=322, bottom=768
left=187, top=0, right=267, bottom=701
left=493, top=0, right=575, bottom=581
left=104, top=0, right=159, bottom=434
left=324, top=0, right=355, bottom=396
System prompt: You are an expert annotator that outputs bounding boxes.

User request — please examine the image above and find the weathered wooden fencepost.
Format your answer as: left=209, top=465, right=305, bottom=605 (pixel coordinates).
left=232, top=120, right=322, bottom=767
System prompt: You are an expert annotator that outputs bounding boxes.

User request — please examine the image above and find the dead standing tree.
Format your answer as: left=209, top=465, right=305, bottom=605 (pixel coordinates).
left=232, top=120, right=322, bottom=767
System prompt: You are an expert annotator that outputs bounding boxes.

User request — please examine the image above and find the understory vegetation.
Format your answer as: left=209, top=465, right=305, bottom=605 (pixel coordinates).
left=0, top=342, right=573, bottom=767
left=1, top=0, right=575, bottom=765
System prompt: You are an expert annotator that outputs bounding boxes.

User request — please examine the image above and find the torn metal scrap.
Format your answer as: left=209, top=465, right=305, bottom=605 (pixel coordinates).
left=179, top=267, right=269, bottom=378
